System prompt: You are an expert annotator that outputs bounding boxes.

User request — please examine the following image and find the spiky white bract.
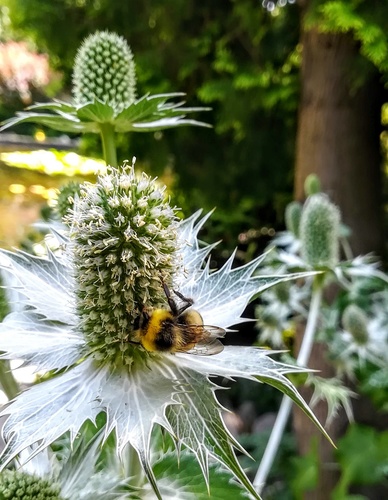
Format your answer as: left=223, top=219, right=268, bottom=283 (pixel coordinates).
left=0, top=164, right=325, bottom=499
left=11, top=432, right=129, bottom=500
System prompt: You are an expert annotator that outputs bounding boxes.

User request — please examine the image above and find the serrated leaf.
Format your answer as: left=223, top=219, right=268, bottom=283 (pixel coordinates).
left=174, top=347, right=334, bottom=448
left=28, top=100, right=77, bottom=113
left=114, top=95, right=167, bottom=124
left=116, top=116, right=211, bottom=133
left=167, top=367, right=261, bottom=500
left=150, top=449, right=251, bottom=499
left=0, top=112, right=88, bottom=133
left=76, top=100, right=116, bottom=123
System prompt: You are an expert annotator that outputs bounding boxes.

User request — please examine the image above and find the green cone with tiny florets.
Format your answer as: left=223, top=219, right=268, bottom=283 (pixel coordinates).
left=65, top=161, right=179, bottom=365
left=73, top=31, right=136, bottom=112
left=342, top=304, right=369, bottom=345
left=285, top=201, right=302, bottom=238
left=0, top=470, right=62, bottom=500
left=300, top=193, right=340, bottom=269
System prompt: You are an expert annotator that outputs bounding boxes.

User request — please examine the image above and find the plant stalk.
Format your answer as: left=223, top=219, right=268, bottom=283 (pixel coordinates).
left=0, top=360, right=20, bottom=400
left=253, top=277, right=324, bottom=493
left=99, top=123, right=117, bottom=167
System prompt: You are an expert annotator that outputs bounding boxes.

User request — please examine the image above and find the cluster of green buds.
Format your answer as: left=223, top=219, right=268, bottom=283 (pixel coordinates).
left=73, top=31, right=136, bottom=112
left=300, top=193, right=340, bottom=269
left=0, top=471, right=61, bottom=500
left=65, top=160, right=179, bottom=364
left=342, top=304, right=369, bottom=345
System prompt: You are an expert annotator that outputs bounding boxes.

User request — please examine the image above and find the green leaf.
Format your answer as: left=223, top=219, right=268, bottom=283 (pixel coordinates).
left=257, top=373, right=335, bottom=448
left=121, top=117, right=211, bottom=132
left=76, top=100, right=116, bottom=123
left=114, top=94, right=172, bottom=124
left=167, top=367, right=261, bottom=500
left=152, top=449, right=251, bottom=499
left=113, top=93, right=211, bottom=132
left=334, top=424, right=388, bottom=497
left=0, top=113, right=86, bottom=133
left=28, top=100, right=77, bottom=113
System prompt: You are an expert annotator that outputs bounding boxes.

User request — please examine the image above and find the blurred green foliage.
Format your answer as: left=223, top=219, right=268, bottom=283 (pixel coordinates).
left=1, top=0, right=302, bottom=249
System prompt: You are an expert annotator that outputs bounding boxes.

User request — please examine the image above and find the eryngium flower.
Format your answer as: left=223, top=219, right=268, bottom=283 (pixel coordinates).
left=300, top=193, right=340, bottom=269
left=73, top=31, right=136, bottom=112
left=0, top=164, right=326, bottom=499
left=0, top=470, right=61, bottom=500
left=3, top=432, right=129, bottom=500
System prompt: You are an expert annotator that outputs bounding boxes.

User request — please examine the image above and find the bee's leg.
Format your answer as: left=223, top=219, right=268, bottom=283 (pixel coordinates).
left=162, top=282, right=180, bottom=315
left=173, top=289, right=194, bottom=315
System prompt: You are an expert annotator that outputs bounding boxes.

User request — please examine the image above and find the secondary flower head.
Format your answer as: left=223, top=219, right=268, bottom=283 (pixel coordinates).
left=0, top=162, right=326, bottom=499
left=0, top=433, right=128, bottom=500
left=73, top=31, right=136, bottom=112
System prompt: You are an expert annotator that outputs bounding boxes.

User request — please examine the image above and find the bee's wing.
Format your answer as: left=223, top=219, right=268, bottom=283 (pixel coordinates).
left=202, top=325, right=226, bottom=339
left=187, top=337, right=224, bottom=356
left=178, top=325, right=225, bottom=356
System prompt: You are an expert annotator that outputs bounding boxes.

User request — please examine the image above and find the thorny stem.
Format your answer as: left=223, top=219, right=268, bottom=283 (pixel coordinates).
left=99, top=122, right=117, bottom=167
left=253, top=276, right=324, bottom=493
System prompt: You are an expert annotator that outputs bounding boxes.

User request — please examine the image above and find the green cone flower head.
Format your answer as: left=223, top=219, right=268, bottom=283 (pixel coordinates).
left=342, top=304, right=369, bottom=345
left=300, top=193, right=340, bottom=269
left=285, top=201, right=302, bottom=238
left=73, top=31, right=136, bottom=111
left=56, top=181, right=81, bottom=219
left=0, top=470, right=62, bottom=500
left=304, top=173, right=321, bottom=196
left=65, top=159, right=178, bottom=364
left=0, top=161, right=330, bottom=499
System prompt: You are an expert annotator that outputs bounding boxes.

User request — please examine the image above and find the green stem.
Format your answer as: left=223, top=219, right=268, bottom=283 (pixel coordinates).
left=0, top=360, right=20, bottom=400
left=99, top=123, right=117, bottom=167
left=253, top=275, right=324, bottom=494
left=126, top=443, right=145, bottom=489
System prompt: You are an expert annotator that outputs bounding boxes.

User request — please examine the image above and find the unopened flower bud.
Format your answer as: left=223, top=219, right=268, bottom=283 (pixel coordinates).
left=342, top=304, right=369, bottom=345
left=304, top=173, right=321, bottom=196
left=300, top=193, right=340, bottom=268
left=285, top=201, right=302, bottom=238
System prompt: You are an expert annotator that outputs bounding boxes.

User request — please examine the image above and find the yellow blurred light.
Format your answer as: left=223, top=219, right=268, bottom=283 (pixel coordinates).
left=34, top=130, right=46, bottom=142
left=46, top=187, right=59, bottom=200
left=29, top=184, right=46, bottom=195
left=9, top=183, right=26, bottom=194
left=0, top=150, right=104, bottom=176
left=63, top=151, right=81, bottom=167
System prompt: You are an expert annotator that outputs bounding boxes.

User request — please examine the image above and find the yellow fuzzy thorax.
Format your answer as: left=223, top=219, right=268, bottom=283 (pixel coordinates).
left=140, top=309, right=172, bottom=352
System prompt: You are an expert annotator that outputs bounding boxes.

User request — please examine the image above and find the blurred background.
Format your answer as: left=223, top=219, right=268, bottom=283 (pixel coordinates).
left=0, top=0, right=387, bottom=498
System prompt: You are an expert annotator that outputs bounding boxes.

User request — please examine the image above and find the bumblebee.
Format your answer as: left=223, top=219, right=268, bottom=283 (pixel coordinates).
left=133, top=283, right=225, bottom=355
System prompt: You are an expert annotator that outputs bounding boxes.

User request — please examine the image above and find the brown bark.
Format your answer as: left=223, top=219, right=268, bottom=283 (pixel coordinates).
left=293, top=5, right=386, bottom=499
left=292, top=323, right=348, bottom=500
left=294, top=26, right=384, bottom=257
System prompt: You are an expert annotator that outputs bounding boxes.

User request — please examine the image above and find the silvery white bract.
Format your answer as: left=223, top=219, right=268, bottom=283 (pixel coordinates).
left=10, top=432, right=129, bottom=500
left=0, top=167, right=328, bottom=499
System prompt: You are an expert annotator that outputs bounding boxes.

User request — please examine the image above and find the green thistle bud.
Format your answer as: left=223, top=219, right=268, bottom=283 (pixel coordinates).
left=300, top=193, right=340, bottom=269
left=342, top=304, right=369, bottom=345
left=304, top=173, right=321, bottom=196
left=56, top=181, right=81, bottom=219
left=0, top=470, right=62, bottom=500
left=65, top=160, right=179, bottom=364
left=285, top=201, right=302, bottom=238
left=73, top=31, right=136, bottom=112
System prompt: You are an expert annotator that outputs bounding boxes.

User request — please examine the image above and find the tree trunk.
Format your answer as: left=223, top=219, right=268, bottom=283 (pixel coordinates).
left=294, top=19, right=384, bottom=257
left=293, top=4, right=385, bottom=499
